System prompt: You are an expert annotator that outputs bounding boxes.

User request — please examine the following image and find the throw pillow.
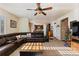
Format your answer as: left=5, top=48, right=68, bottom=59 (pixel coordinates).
left=16, top=35, right=21, bottom=40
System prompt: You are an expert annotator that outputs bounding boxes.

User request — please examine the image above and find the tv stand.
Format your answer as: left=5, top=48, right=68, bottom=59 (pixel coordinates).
left=71, top=36, right=79, bottom=52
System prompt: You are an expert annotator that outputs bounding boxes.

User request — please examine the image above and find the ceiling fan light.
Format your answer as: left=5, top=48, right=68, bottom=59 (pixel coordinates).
left=37, top=10, right=42, bottom=14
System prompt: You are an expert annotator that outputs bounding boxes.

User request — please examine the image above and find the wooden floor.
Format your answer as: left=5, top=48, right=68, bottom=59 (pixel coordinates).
left=10, top=39, right=79, bottom=56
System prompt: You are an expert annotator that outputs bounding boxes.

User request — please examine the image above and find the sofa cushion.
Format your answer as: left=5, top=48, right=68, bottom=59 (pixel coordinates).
left=6, top=40, right=13, bottom=44
left=6, top=36, right=17, bottom=42
left=0, top=44, right=15, bottom=55
left=0, top=38, right=6, bottom=46
left=14, top=38, right=23, bottom=44
left=26, top=33, right=31, bottom=38
left=20, top=35, right=27, bottom=38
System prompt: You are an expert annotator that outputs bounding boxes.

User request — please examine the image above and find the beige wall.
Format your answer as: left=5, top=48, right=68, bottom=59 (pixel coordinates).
left=0, top=8, right=19, bottom=34
left=30, top=21, right=47, bottom=36
left=51, top=9, right=79, bottom=40
left=19, top=18, right=30, bottom=32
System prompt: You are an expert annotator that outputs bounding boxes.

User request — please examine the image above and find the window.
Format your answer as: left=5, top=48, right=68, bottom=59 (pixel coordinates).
left=0, top=16, right=5, bottom=35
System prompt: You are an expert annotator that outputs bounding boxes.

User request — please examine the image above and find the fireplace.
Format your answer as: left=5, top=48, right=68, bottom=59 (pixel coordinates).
left=34, top=25, right=43, bottom=32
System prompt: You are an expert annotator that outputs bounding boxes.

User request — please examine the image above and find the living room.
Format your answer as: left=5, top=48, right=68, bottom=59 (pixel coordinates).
left=1, top=3, right=79, bottom=56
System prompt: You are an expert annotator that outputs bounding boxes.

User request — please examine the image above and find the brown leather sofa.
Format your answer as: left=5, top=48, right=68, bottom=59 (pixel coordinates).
left=0, top=32, right=46, bottom=56
left=23, top=32, right=45, bottom=42
left=0, top=33, right=24, bottom=56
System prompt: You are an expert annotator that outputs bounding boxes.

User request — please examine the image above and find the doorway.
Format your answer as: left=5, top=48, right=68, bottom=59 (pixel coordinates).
left=61, top=17, right=69, bottom=40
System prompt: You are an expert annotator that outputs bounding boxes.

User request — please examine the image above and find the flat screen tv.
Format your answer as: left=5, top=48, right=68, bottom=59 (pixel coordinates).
left=72, top=22, right=79, bottom=36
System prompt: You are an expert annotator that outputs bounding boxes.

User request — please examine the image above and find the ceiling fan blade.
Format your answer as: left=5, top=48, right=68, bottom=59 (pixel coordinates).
left=34, top=13, right=37, bottom=16
left=26, top=9, right=35, bottom=10
left=42, top=12, right=46, bottom=16
left=36, top=3, right=40, bottom=7
left=42, top=7, right=52, bottom=10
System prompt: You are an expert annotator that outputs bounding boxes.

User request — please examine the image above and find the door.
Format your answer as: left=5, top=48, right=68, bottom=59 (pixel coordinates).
left=61, top=18, right=69, bottom=40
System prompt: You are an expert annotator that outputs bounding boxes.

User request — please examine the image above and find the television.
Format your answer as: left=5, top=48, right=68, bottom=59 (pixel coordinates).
left=72, top=22, right=79, bottom=36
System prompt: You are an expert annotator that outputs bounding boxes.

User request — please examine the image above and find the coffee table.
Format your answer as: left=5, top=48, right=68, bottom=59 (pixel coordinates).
left=20, top=43, right=43, bottom=56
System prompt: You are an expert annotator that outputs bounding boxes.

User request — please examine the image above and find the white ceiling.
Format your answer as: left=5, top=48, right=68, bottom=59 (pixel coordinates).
left=0, top=3, right=77, bottom=24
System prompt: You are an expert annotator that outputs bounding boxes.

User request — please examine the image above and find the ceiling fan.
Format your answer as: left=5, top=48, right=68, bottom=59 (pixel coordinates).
left=26, top=3, right=52, bottom=16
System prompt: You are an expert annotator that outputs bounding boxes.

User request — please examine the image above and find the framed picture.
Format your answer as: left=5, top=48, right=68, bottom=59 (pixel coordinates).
left=34, top=25, right=43, bottom=31
left=10, top=20, right=17, bottom=28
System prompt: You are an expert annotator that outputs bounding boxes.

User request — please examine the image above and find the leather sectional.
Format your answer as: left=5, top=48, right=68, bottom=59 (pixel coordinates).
left=0, top=32, right=47, bottom=56
left=23, top=32, right=46, bottom=42
left=0, top=33, right=24, bottom=56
